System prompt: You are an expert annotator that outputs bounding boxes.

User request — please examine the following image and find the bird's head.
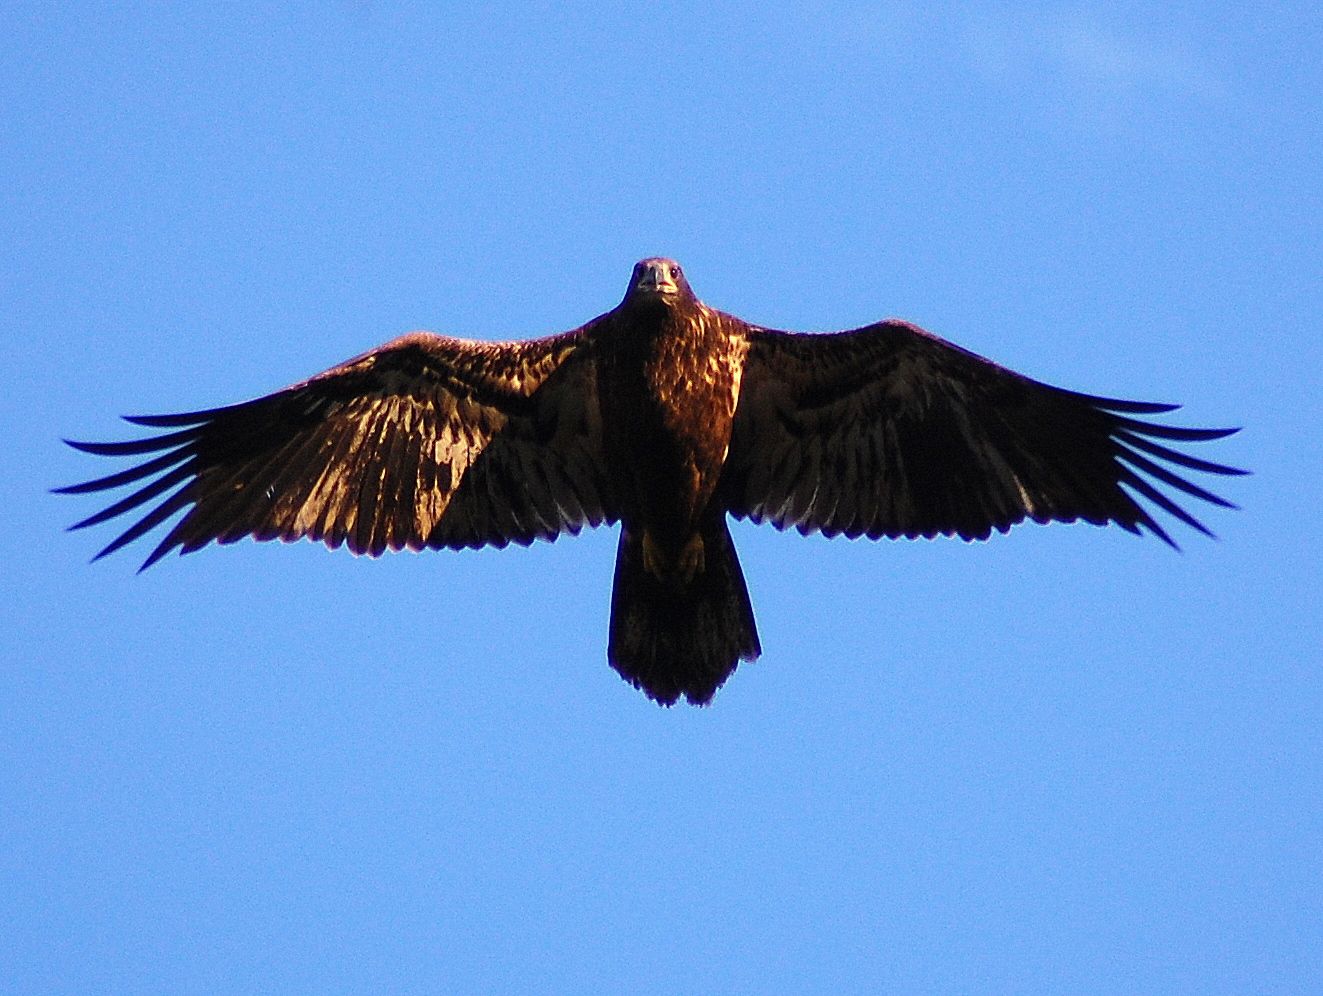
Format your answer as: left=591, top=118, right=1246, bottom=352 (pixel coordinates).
left=623, top=257, right=694, bottom=308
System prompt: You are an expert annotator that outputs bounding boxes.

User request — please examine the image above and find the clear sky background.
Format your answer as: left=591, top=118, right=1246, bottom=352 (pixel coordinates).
left=4, top=4, right=1319, bottom=992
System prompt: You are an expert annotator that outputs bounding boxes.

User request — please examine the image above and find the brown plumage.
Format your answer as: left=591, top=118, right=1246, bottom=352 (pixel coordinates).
left=59, top=257, right=1246, bottom=705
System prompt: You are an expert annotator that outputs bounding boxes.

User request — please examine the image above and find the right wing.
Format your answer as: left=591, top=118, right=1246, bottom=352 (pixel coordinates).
left=59, top=328, right=617, bottom=568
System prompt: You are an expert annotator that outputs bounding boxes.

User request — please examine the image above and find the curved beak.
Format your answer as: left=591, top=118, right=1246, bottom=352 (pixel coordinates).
left=635, top=261, right=679, bottom=296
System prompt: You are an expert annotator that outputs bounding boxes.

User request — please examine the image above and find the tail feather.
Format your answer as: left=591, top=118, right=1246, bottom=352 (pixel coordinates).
left=608, top=521, right=761, bottom=705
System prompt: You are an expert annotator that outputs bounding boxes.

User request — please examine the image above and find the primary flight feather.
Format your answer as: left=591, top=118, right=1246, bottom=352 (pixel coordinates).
left=60, top=258, right=1245, bottom=705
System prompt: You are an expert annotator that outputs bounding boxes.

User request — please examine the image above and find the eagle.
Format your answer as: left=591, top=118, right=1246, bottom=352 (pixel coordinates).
left=60, top=258, right=1244, bottom=705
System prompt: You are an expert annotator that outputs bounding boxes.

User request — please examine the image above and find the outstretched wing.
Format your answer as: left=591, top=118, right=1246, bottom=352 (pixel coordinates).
left=719, top=319, right=1245, bottom=545
left=59, top=328, right=617, bottom=568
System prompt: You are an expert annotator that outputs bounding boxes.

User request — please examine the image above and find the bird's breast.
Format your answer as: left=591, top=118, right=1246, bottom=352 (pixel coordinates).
left=599, top=308, right=747, bottom=537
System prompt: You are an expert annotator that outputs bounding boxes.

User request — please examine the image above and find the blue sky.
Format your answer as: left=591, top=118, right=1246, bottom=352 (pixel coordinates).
left=4, top=3, right=1319, bottom=992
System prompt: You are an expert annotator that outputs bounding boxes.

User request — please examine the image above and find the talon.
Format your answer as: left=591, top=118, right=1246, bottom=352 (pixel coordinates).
left=677, top=532, right=705, bottom=583
left=640, top=529, right=705, bottom=583
left=642, top=530, right=666, bottom=579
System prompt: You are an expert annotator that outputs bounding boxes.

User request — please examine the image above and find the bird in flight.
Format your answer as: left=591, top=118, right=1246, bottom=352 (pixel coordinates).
left=60, top=258, right=1245, bottom=705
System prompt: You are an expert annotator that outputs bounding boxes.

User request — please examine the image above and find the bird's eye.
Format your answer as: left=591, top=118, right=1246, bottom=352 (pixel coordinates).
left=670, top=266, right=681, bottom=278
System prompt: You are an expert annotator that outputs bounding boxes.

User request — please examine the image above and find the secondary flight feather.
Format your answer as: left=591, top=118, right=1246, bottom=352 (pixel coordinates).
left=60, top=258, right=1245, bottom=705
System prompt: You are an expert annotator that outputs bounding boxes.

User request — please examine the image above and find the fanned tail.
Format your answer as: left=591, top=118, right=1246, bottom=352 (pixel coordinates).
left=608, top=520, right=761, bottom=706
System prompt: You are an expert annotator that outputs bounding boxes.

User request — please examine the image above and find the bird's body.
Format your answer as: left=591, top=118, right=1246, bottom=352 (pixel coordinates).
left=598, top=268, right=744, bottom=566
left=60, top=258, right=1245, bottom=705
left=595, top=264, right=760, bottom=700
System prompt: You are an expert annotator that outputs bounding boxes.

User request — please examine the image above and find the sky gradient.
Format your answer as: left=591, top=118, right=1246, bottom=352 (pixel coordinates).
left=5, top=4, right=1319, bottom=992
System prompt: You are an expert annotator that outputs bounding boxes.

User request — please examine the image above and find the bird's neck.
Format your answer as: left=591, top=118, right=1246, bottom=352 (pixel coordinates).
left=624, top=299, right=711, bottom=348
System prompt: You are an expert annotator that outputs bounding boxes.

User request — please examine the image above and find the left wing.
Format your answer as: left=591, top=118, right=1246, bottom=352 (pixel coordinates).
left=718, top=319, right=1245, bottom=545
left=59, top=329, right=617, bottom=568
